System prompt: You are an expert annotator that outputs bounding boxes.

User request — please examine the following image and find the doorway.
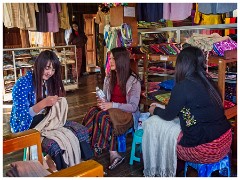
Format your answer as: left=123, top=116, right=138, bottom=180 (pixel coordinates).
left=83, top=14, right=97, bottom=73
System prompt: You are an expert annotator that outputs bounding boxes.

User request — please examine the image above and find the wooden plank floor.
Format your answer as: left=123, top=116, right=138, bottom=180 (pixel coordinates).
left=2, top=73, right=237, bottom=177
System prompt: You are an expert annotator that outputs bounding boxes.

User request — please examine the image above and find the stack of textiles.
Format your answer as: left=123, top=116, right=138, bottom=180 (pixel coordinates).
left=146, top=90, right=171, bottom=104
left=224, top=100, right=236, bottom=109
left=137, top=21, right=166, bottom=29
left=225, top=81, right=237, bottom=103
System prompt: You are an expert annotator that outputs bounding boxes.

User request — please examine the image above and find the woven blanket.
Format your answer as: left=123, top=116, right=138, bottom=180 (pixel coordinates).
left=142, top=115, right=181, bottom=177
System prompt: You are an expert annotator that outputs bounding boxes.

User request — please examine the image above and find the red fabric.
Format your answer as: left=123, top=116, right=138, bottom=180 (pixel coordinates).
left=111, top=83, right=126, bottom=103
left=230, top=17, right=237, bottom=34
left=176, top=129, right=232, bottom=164
left=75, top=31, right=79, bottom=36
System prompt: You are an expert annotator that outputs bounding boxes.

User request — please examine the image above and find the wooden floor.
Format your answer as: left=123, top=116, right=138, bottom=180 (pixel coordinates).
left=2, top=73, right=237, bottom=177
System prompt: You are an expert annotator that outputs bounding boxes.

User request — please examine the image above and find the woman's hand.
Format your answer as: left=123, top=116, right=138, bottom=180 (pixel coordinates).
left=32, top=95, right=59, bottom=114
left=149, top=103, right=165, bottom=115
left=44, top=95, right=59, bottom=107
left=149, top=105, right=156, bottom=115
left=98, top=101, right=113, bottom=111
left=150, top=103, right=165, bottom=109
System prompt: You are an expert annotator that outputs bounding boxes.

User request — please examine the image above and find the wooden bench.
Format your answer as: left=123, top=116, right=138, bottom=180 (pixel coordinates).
left=3, top=129, right=104, bottom=177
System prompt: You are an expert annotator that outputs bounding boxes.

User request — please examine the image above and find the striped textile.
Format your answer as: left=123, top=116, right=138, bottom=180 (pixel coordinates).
left=177, top=129, right=232, bottom=164
left=82, top=106, right=116, bottom=152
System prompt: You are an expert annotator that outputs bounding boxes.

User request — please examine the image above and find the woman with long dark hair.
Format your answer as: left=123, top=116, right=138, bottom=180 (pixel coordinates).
left=142, top=46, right=232, bottom=177
left=10, top=50, right=92, bottom=171
left=68, top=21, right=88, bottom=80
left=82, top=47, right=141, bottom=170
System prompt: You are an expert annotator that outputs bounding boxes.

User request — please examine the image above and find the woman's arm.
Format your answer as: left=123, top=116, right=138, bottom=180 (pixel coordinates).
left=10, top=77, right=59, bottom=133
left=153, top=83, right=186, bottom=121
left=10, top=78, right=34, bottom=132
left=32, top=95, right=59, bottom=114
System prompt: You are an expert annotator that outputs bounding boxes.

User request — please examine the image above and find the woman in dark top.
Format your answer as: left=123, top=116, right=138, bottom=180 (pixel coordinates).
left=68, top=21, right=88, bottom=80
left=145, top=46, right=232, bottom=172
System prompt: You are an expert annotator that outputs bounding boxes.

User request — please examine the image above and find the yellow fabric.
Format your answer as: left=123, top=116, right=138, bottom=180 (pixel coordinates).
left=225, top=18, right=231, bottom=36
left=194, top=3, right=223, bottom=25
left=58, top=3, right=70, bottom=29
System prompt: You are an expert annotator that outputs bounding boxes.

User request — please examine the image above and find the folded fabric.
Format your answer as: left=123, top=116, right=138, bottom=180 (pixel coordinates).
left=108, top=108, right=133, bottom=136
left=213, top=39, right=237, bottom=56
left=155, top=92, right=171, bottom=104
left=6, top=160, right=51, bottom=177
left=147, top=90, right=170, bottom=102
left=159, top=79, right=175, bottom=90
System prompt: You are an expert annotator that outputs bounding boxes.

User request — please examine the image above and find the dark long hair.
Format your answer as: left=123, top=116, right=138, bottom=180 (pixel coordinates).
left=175, top=46, right=223, bottom=108
left=33, top=50, right=65, bottom=103
left=70, top=21, right=84, bottom=37
left=109, top=47, right=139, bottom=96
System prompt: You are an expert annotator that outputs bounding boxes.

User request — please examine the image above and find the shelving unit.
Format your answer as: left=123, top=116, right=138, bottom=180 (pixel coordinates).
left=138, top=23, right=237, bottom=44
left=3, top=45, right=78, bottom=102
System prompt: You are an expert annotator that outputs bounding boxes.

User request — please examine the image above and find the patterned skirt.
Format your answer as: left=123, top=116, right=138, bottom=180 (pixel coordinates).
left=41, top=120, right=90, bottom=170
left=177, top=128, right=232, bottom=163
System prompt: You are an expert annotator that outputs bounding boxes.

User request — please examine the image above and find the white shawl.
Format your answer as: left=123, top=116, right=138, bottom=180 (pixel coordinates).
left=142, top=115, right=181, bottom=177
left=34, top=97, right=81, bottom=167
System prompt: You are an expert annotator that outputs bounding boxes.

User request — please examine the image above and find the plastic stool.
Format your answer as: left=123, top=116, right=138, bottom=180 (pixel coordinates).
left=184, top=154, right=231, bottom=177
left=117, top=128, right=134, bottom=153
left=129, top=129, right=143, bottom=165
left=23, top=147, right=46, bottom=161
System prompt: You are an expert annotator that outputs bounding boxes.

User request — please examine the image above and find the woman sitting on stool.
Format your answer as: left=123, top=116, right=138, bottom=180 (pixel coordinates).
left=82, top=47, right=141, bottom=170
left=142, top=46, right=232, bottom=177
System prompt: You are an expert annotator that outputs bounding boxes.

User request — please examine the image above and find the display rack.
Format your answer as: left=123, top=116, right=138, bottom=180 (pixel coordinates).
left=3, top=45, right=78, bottom=102
left=138, top=23, right=237, bottom=44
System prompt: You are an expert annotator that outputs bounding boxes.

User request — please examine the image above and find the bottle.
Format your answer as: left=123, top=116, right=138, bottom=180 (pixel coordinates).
left=96, top=86, right=106, bottom=100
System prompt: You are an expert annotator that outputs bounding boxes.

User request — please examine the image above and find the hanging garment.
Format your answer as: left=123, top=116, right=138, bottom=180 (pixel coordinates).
left=163, top=3, right=192, bottom=21
left=3, top=3, right=21, bottom=28
left=47, top=3, right=61, bottom=32
left=64, top=28, right=72, bottom=45
left=137, top=3, right=163, bottom=22
left=58, top=3, right=70, bottom=30
left=24, top=3, right=39, bottom=30
left=36, top=3, right=51, bottom=32
left=3, top=3, right=14, bottom=28
left=194, top=3, right=224, bottom=35
left=198, top=3, right=237, bottom=14
left=95, top=7, right=110, bottom=34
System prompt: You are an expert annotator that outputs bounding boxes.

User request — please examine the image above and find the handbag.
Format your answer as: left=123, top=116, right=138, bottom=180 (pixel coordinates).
left=213, top=39, right=237, bottom=57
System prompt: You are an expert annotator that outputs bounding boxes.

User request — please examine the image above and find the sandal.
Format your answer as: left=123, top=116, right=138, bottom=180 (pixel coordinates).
left=108, top=156, right=125, bottom=170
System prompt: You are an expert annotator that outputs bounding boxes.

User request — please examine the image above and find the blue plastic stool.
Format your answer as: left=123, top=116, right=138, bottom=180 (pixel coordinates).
left=129, top=129, right=143, bottom=165
left=184, top=154, right=231, bottom=177
left=117, top=128, right=134, bottom=153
